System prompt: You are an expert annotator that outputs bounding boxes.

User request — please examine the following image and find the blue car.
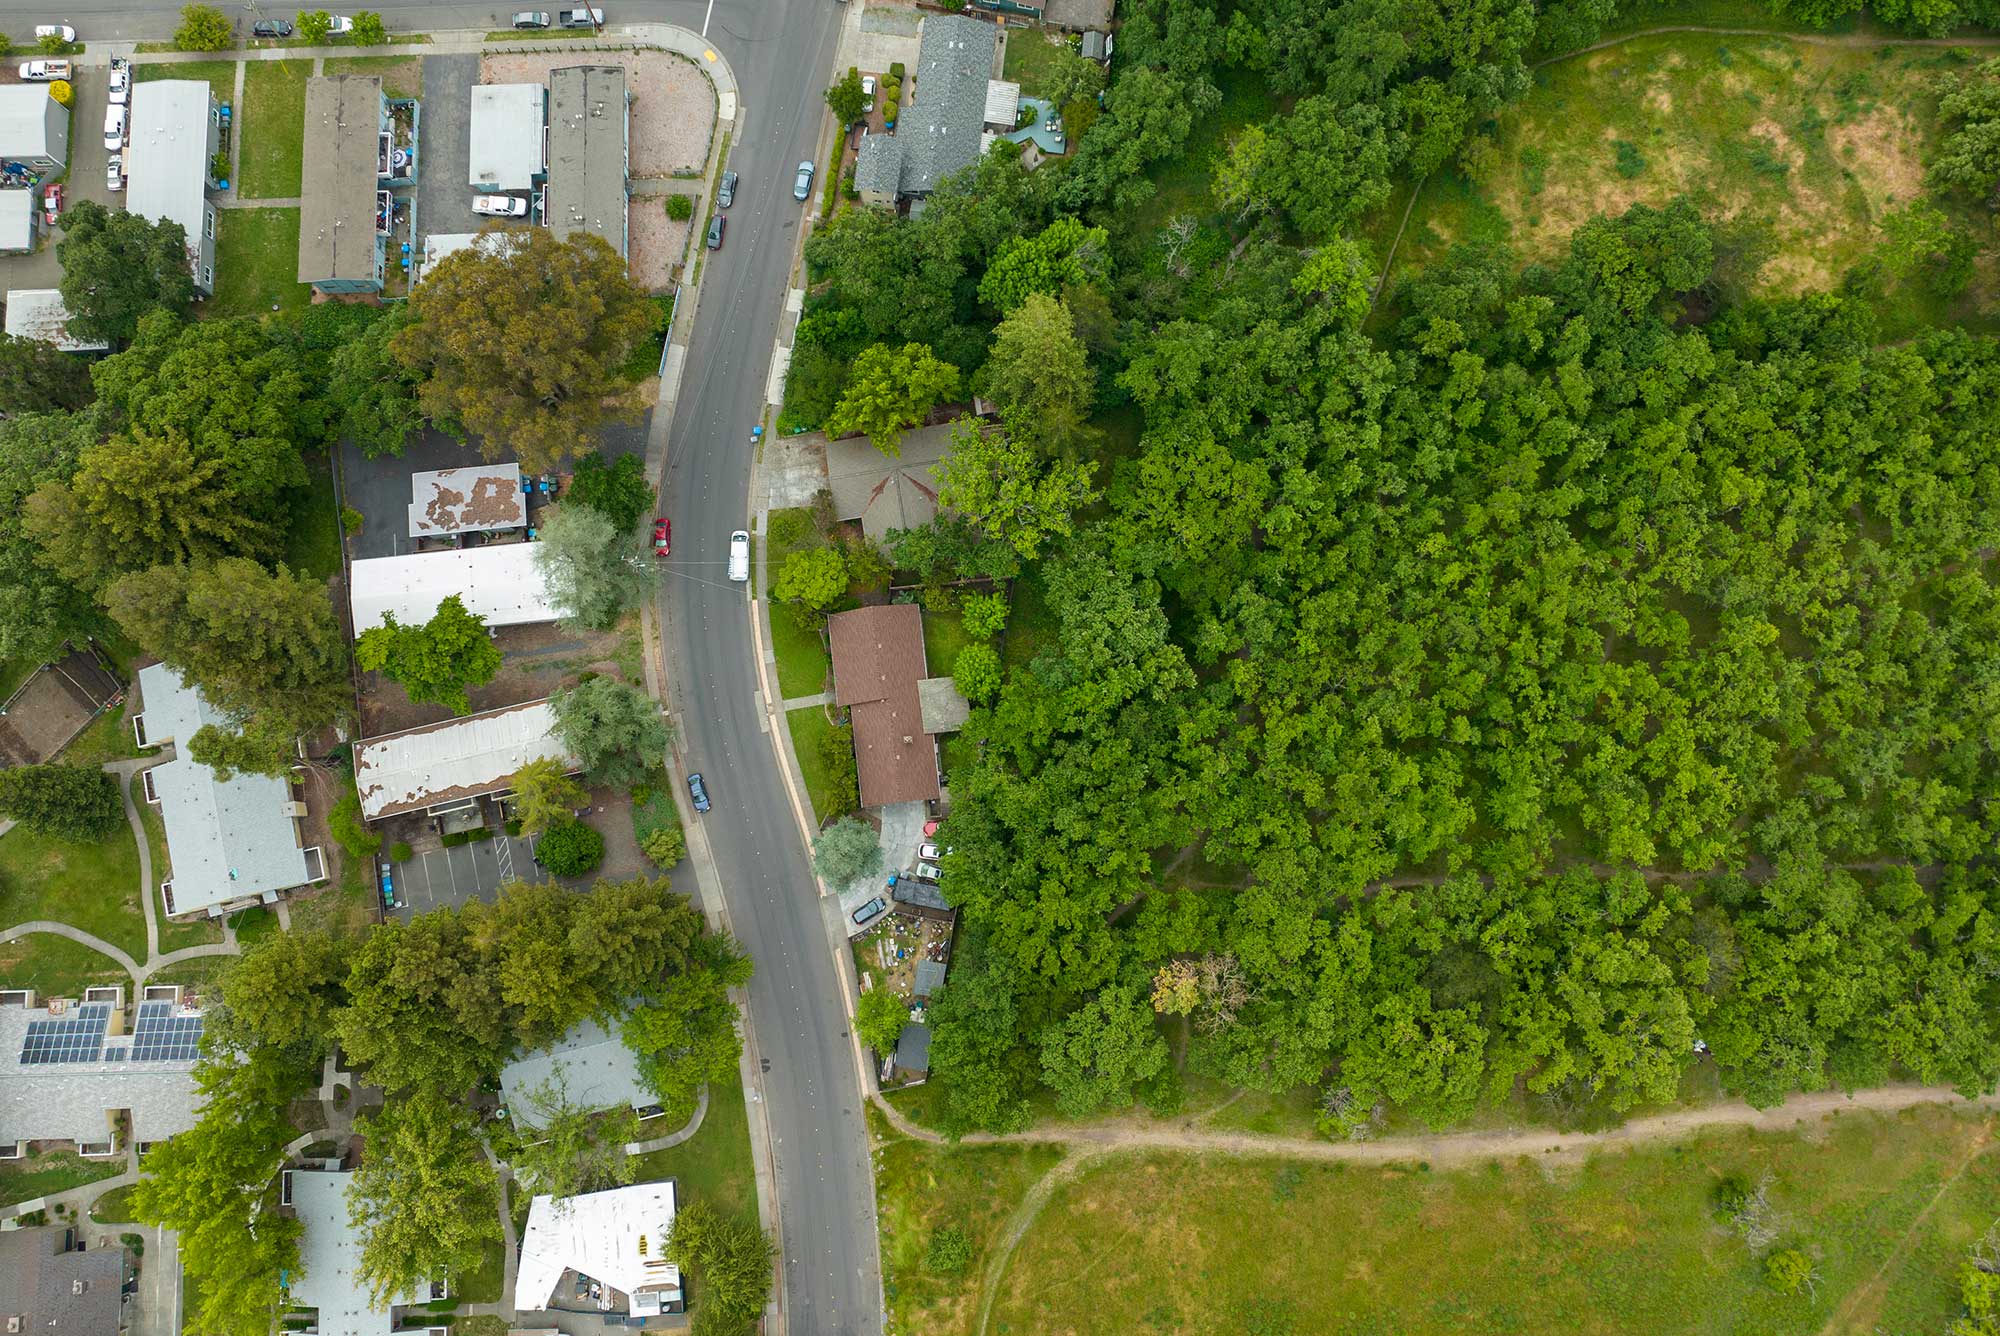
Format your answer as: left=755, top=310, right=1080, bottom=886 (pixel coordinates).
left=688, top=772, right=711, bottom=813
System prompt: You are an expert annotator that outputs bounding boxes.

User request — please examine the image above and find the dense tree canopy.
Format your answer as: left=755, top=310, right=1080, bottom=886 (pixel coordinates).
left=56, top=203, right=194, bottom=346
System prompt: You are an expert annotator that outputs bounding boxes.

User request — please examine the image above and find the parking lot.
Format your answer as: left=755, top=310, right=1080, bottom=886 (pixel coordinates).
left=0, top=61, right=119, bottom=291
left=389, top=830, right=548, bottom=920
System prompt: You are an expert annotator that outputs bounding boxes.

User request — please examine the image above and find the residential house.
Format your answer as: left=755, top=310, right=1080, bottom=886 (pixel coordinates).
left=468, top=83, right=547, bottom=193
left=0, top=190, right=32, bottom=255
left=852, top=14, right=996, bottom=207
left=499, top=1016, right=662, bottom=1128
left=0, top=85, right=67, bottom=183
left=0, top=990, right=205, bottom=1157
left=299, top=75, right=412, bottom=295
left=351, top=698, right=579, bottom=824
left=132, top=664, right=326, bottom=922
left=545, top=66, right=630, bottom=257
left=825, top=421, right=956, bottom=544
left=972, top=0, right=1115, bottom=27
left=4, top=289, right=108, bottom=352
left=514, top=1181, right=684, bottom=1317
left=287, top=1170, right=441, bottom=1336
left=126, top=81, right=219, bottom=295
left=348, top=544, right=556, bottom=631
left=407, top=463, right=526, bottom=541
left=0, top=1228, right=131, bottom=1336
left=828, top=604, right=941, bottom=808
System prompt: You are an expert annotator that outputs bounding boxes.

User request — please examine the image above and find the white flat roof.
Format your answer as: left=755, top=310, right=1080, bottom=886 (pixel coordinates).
left=469, top=83, right=545, bottom=191
left=0, top=191, right=32, bottom=252
left=515, top=1181, right=681, bottom=1315
left=349, top=542, right=556, bottom=632
left=4, top=288, right=107, bottom=352
left=408, top=463, right=525, bottom=537
left=291, top=1171, right=425, bottom=1336
left=126, top=81, right=211, bottom=252
left=352, top=698, right=575, bottom=821
left=419, top=228, right=523, bottom=282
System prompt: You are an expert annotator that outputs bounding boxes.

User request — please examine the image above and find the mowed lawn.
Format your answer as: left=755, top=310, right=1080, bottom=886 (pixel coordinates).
left=135, top=60, right=236, bottom=86
left=0, top=820, right=145, bottom=961
left=239, top=60, right=310, bottom=198
left=972, top=1105, right=2000, bottom=1336
left=322, top=56, right=423, bottom=98
left=0, top=933, right=131, bottom=1001
left=785, top=706, right=843, bottom=822
left=628, top=1076, right=758, bottom=1226
left=211, top=207, right=308, bottom=318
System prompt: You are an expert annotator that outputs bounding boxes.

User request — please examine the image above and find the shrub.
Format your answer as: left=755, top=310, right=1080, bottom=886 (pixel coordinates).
left=537, top=819, right=604, bottom=877
left=389, top=841, right=412, bottom=863
left=340, top=506, right=364, bottom=535
left=812, top=815, right=882, bottom=886
left=0, top=764, right=123, bottom=842
left=641, top=825, right=686, bottom=869
left=174, top=3, right=233, bottom=51
left=855, top=985, right=909, bottom=1054
left=665, top=193, right=694, bottom=222
left=952, top=642, right=1002, bottom=703
left=1613, top=139, right=1646, bottom=178
left=350, top=10, right=387, bottom=43
left=961, top=590, right=1009, bottom=640
left=816, top=721, right=860, bottom=816
left=329, top=793, right=381, bottom=859
left=1765, top=1247, right=1814, bottom=1295
left=924, top=1226, right=972, bottom=1275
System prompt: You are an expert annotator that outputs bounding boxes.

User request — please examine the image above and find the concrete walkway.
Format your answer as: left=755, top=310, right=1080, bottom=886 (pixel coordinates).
left=624, top=1083, right=709, bottom=1154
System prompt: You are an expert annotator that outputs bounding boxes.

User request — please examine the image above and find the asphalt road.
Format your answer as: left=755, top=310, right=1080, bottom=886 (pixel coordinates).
left=34, top=0, right=882, bottom=1330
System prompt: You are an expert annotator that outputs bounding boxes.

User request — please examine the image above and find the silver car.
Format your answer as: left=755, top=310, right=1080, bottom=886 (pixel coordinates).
left=793, top=159, right=814, bottom=201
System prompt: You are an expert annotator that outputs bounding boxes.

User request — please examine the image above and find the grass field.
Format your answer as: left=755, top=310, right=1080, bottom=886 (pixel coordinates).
left=921, top=608, right=973, bottom=679
left=211, top=207, right=308, bottom=318
left=285, top=455, right=343, bottom=582
left=628, top=1076, right=758, bottom=1225
left=135, top=60, right=236, bottom=86
left=785, top=706, right=847, bottom=822
left=1000, top=30, right=1069, bottom=99
left=0, top=932, right=128, bottom=999
left=143, top=954, right=226, bottom=992
left=0, top=1150, right=125, bottom=1205
left=0, top=820, right=145, bottom=960
left=948, top=1105, right=2000, bottom=1336
left=1393, top=36, right=2000, bottom=332
left=238, top=61, right=309, bottom=198
left=59, top=708, right=139, bottom=769
left=322, top=55, right=423, bottom=97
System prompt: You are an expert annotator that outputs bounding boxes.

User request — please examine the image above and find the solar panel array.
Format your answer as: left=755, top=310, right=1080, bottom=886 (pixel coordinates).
left=131, top=1002, right=203, bottom=1062
left=19, top=1003, right=111, bottom=1065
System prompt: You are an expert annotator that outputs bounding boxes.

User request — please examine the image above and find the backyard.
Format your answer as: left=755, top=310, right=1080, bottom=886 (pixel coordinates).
left=0, top=820, right=145, bottom=960
left=238, top=60, right=310, bottom=199
left=999, top=30, right=1070, bottom=99
left=285, top=456, right=344, bottom=583
left=211, top=208, right=308, bottom=318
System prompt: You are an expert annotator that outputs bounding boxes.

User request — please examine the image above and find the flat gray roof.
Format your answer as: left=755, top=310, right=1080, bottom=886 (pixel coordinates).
left=500, top=1015, right=652, bottom=1128
left=546, top=66, right=628, bottom=257
left=126, top=81, right=211, bottom=254
left=0, top=86, right=61, bottom=161
left=469, top=83, right=545, bottom=191
left=291, top=1171, right=424, bottom=1336
left=4, top=288, right=107, bottom=352
left=0, top=191, right=30, bottom=252
left=299, top=76, right=384, bottom=284
left=136, top=662, right=227, bottom=749
left=149, top=757, right=311, bottom=916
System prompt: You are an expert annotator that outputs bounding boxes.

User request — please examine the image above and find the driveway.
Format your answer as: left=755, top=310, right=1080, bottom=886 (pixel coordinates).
left=391, top=833, right=547, bottom=919
left=414, top=53, right=482, bottom=241
left=0, top=65, right=117, bottom=293
left=132, top=1223, right=179, bottom=1336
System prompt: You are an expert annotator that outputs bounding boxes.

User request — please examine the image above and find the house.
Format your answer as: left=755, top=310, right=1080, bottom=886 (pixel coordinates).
left=852, top=14, right=996, bottom=207
left=0, top=1228, right=131, bottom=1336
left=132, top=664, right=326, bottom=922
left=545, top=66, right=630, bottom=257
left=469, top=83, right=546, bottom=193
left=288, top=1170, right=439, bottom=1336
left=127, top=81, right=219, bottom=294
left=828, top=604, right=940, bottom=808
left=0, top=86, right=67, bottom=183
left=0, top=990, right=205, bottom=1157
left=973, top=0, right=1114, bottom=27
left=299, top=75, right=410, bottom=295
left=408, top=463, right=526, bottom=541
left=514, top=1181, right=684, bottom=1317
left=418, top=228, right=522, bottom=282
left=351, top=698, right=578, bottom=823
left=825, top=421, right=958, bottom=543
left=0, top=189, right=35, bottom=255
left=4, top=289, right=108, bottom=352
left=499, top=1015, right=661, bottom=1128
left=349, top=544, right=556, bottom=632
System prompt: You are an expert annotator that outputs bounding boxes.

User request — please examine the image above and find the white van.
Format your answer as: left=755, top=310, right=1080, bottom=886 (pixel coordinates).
left=728, top=530, right=750, bottom=583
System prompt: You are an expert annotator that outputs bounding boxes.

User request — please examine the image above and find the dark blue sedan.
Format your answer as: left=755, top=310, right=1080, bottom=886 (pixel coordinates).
left=688, top=772, right=711, bottom=813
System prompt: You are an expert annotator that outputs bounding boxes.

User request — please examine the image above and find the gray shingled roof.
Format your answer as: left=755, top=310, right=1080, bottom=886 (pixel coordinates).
left=0, top=1001, right=203, bottom=1146
left=913, top=959, right=948, bottom=998
left=0, top=1231, right=127, bottom=1336
left=299, top=76, right=384, bottom=285
left=895, top=1021, right=931, bottom=1072
left=500, top=1015, right=652, bottom=1129
left=854, top=133, right=904, bottom=196
left=903, top=14, right=997, bottom=195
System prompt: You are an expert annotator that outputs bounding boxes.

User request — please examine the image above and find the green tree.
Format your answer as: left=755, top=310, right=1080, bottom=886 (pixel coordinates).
left=296, top=10, right=333, bottom=42
left=350, top=10, right=387, bottom=43
left=332, top=911, right=507, bottom=1094
left=533, top=503, right=652, bottom=631
left=826, top=66, right=868, bottom=125
left=507, top=1079, right=640, bottom=1197
left=356, top=594, right=503, bottom=715
left=328, top=791, right=381, bottom=860
left=1931, top=59, right=2000, bottom=202
left=27, top=436, right=269, bottom=588
left=550, top=676, right=672, bottom=787
left=0, top=763, right=122, bottom=841
left=624, top=935, right=753, bottom=1124
left=951, top=641, right=1002, bottom=703
left=961, top=591, right=1008, bottom=640
left=855, top=986, right=909, bottom=1054
left=211, top=929, right=350, bottom=1061
left=0, top=335, right=93, bottom=414
left=511, top=756, right=588, bottom=835
left=187, top=720, right=296, bottom=780
left=567, top=452, right=655, bottom=534
left=394, top=228, right=653, bottom=473
left=667, top=1199, right=776, bottom=1336
left=978, top=293, right=1097, bottom=458
left=811, top=815, right=883, bottom=886
left=1038, top=45, right=1107, bottom=111
left=822, top=343, right=959, bottom=457
left=349, top=1092, right=499, bottom=1305
left=773, top=544, right=848, bottom=613
left=174, top=3, right=234, bottom=50
left=567, top=875, right=706, bottom=1000
left=537, top=819, right=604, bottom=877
left=936, top=417, right=1097, bottom=560
left=977, top=218, right=1108, bottom=313
left=56, top=203, right=194, bottom=346
left=327, top=306, right=424, bottom=458
left=1038, top=983, right=1169, bottom=1116
left=1766, top=1247, right=1815, bottom=1296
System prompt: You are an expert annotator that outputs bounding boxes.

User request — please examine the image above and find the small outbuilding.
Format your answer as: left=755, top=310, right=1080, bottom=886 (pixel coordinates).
left=499, top=1015, right=661, bottom=1128
left=3, top=289, right=108, bottom=352
left=408, top=463, right=526, bottom=540
left=0, top=190, right=35, bottom=255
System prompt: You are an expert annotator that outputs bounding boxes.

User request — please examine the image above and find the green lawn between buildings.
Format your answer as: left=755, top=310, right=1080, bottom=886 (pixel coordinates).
left=210, top=207, right=308, bottom=319
left=0, top=818, right=145, bottom=960
left=784, top=706, right=843, bottom=823
left=322, top=56, right=423, bottom=98
left=628, top=1075, right=758, bottom=1226
left=0, top=1150, right=126, bottom=1205
left=237, top=61, right=309, bottom=198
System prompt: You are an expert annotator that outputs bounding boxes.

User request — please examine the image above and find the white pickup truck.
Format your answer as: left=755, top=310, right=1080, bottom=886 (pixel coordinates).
left=17, top=60, right=71, bottom=82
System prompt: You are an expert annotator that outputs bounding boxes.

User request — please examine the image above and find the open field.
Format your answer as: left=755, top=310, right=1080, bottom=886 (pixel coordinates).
left=925, top=1104, right=2000, bottom=1336
left=1393, top=35, right=2000, bottom=330
left=238, top=61, right=309, bottom=198
left=0, top=821, right=144, bottom=960
left=211, top=207, right=307, bottom=318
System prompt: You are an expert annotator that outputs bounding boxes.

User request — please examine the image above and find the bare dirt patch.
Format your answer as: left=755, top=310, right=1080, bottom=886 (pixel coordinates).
left=629, top=196, right=693, bottom=291
left=479, top=49, right=717, bottom=177
left=1828, top=106, right=1926, bottom=212
left=357, top=617, right=635, bottom=736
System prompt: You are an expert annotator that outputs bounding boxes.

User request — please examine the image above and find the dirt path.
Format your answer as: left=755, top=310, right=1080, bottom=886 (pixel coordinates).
left=876, top=1083, right=2000, bottom=1169
left=1536, top=23, right=2000, bottom=69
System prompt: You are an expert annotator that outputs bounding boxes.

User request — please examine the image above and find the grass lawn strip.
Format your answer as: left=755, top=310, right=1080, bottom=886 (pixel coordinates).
left=0, top=933, right=129, bottom=1001
left=134, top=60, right=237, bottom=85
left=0, top=1150, right=126, bottom=1204
left=766, top=507, right=831, bottom=697
left=784, top=707, right=842, bottom=822
left=88, top=1183, right=136, bottom=1223
left=321, top=56, right=423, bottom=97
left=627, top=1075, right=757, bottom=1224
left=286, top=454, right=343, bottom=582
left=211, top=207, right=308, bottom=318
left=0, top=820, right=146, bottom=960
left=238, top=60, right=310, bottom=198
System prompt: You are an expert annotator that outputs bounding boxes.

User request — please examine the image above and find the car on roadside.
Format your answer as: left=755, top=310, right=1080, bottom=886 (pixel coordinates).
left=687, top=772, right=711, bottom=813
left=102, top=105, right=125, bottom=151
left=473, top=193, right=529, bottom=217
left=108, top=59, right=130, bottom=106
left=252, top=18, right=295, bottom=37
left=558, top=7, right=605, bottom=27
left=852, top=896, right=888, bottom=927
left=793, top=159, right=814, bottom=201
left=705, top=214, right=725, bottom=250
left=18, top=60, right=71, bottom=82
left=717, top=170, right=737, bottom=209
left=862, top=74, right=876, bottom=110
left=652, top=517, right=671, bottom=557
left=512, top=10, right=553, bottom=27
left=33, top=24, right=77, bottom=44
left=728, top=530, right=750, bottom=582
left=106, top=153, right=123, bottom=193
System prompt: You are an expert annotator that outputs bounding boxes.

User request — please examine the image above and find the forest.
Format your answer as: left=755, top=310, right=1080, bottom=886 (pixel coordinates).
left=781, top=0, right=2000, bottom=1138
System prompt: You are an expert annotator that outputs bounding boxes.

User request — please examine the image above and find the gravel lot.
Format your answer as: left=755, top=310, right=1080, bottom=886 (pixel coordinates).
left=479, top=49, right=717, bottom=177
left=629, top=195, right=694, bottom=290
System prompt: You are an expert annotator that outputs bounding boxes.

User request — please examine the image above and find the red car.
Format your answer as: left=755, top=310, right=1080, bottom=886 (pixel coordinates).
left=42, top=184, right=60, bottom=227
left=652, top=517, right=671, bottom=557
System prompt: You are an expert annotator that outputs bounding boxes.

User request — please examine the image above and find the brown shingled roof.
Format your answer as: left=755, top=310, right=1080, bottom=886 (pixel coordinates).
left=827, top=604, right=941, bottom=807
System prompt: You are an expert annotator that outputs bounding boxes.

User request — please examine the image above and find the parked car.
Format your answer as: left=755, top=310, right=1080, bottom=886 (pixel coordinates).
left=558, top=7, right=605, bottom=26
left=106, top=153, right=123, bottom=193
left=914, top=861, right=942, bottom=881
left=652, top=517, right=671, bottom=557
left=328, top=15, right=355, bottom=33
left=512, top=10, right=553, bottom=27
left=717, top=170, right=737, bottom=209
left=792, top=159, right=814, bottom=201
left=252, top=18, right=295, bottom=36
left=42, top=184, right=59, bottom=227
left=473, top=193, right=529, bottom=217
left=687, top=772, right=711, bottom=813
left=102, top=105, right=126, bottom=151
left=18, top=60, right=71, bottom=81
left=728, top=530, right=750, bottom=582
left=33, top=24, right=77, bottom=44
left=108, top=59, right=130, bottom=106
left=705, top=214, right=725, bottom=249
left=852, top=896, right=888, bottom=927
left=918, top=841, right=951, bottom=861
left=862, top=74, right=876, bottom=110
